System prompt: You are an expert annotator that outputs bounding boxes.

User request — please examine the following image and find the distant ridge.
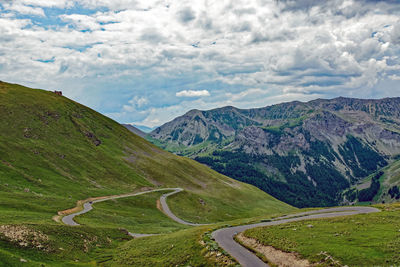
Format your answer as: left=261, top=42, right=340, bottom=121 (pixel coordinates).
left=134, top=124, right=156, bottom=133
left=123, top=124, right=147, bottom=138
left=149, top=96, right=400, bottom=207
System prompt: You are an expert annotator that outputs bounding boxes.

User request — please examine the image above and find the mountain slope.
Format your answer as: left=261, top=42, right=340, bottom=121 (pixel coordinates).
left=348, top=157, right=400, bottom=204
left=122, top=123, right=147, bottom=138
left=0, top=81, right=294, bottom=265
left=0, top=81, right=293, bottom=224
left=149, top=97, right=400, bottom=207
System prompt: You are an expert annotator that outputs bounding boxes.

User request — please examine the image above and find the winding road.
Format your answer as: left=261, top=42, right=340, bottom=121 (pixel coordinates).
left=212, top=206, right=380, bottom=267
left=61, top=187, right=204, bottom=228
left=60, top=189, right=380, bottom=267
left=159, top=189, right=209, bottom=226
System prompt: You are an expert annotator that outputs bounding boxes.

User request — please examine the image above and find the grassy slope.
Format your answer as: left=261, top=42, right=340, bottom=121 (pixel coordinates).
left=378, top=159, right=400, bottom=202
left=108, top=208, right=324, bottom=267
left=349, top=159, right=400, bottom=205
left=109, top=227, right=214, bottom=267
left=0, top=224, right=130, bottom=267
left=76, top=191, right=188, bottom=234
left=0, top=81, right=293, bottom=222
left=0, top=81, right=294, bottom=265
left=243, top=203, right=400, bottom=266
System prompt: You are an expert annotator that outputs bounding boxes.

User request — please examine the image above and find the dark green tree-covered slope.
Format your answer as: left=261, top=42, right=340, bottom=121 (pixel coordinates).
left=149, top=97, right=400, bottom=207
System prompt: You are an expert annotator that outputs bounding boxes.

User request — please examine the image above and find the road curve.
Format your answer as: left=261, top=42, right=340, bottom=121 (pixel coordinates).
left=60, top=189, right=380, bottom=266
left=159, top=189, right=209, bottom=226
left=61, top=188, right=185, bottom=226
left=212, top=206, right=380, bottom=267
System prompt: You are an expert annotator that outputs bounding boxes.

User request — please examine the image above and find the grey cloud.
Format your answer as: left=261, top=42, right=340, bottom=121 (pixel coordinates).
left=176, top=7, right=195, bottom=24
left=250, top=29, right=297, bottom=43
left=278, top=0, right=324, bottom=12
left=161, top=48, right=199, bottom=60
left=140, top=28, right=166, bottom=44
left=231, top=21, right=252, bottom=32
left=279, top=0, right=398, bottom=19
left=196, top=11, right=214, bottom=31
left=59, top=64, right=68, bottom=73
left=232, top=7, right=256, bottom=16
left=217, top=64, right=264, bottom=76
left=391, top=21, right=400, bottom=45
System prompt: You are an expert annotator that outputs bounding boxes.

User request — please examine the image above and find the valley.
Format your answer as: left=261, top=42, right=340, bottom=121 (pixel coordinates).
left=148, top=98, right=400, bottom=207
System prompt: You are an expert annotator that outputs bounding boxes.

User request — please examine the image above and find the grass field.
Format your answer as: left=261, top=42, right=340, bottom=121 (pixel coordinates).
left=108, top=227, right=216, bottom=266
left=0, top=224, right=129, bottom=266
left=243, top=203, right=400, bottom=266
left=76, top=191, right=188, bottom=234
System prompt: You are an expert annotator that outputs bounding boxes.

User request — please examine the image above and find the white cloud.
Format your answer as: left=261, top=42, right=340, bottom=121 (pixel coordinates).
left=389, top=74, right=400, bottom=81
left=122, top=96, right=149, bottom=112
left=391, top=21, right=400, bottom=45
left=0, top=0, right=400, bottom=127
left=21, top=0, right=73, bottom=8
left=59, top=14, right=101, bottom=31
left=3, top=3, right=45, bottom=16
left=176, top=90, right=210, bottom=97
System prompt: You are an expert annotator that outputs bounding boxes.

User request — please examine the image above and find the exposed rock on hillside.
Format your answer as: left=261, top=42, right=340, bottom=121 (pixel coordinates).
left=149, top=97, right=400, bottom=207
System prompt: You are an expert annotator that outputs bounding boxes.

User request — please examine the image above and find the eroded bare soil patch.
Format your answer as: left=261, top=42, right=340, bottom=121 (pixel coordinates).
left=0, top=225, right=50, bottom=251
left=236, top=232, right=311, bottom=267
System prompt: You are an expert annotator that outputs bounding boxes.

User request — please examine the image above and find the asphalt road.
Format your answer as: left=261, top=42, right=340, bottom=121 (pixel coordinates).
left=61, top=188, right=184, bottom=226
left=159, top=188, right=209, bottom=226
left=212, top=206, right=380, bottom=267
left=61, top=190, right=380, bottom=266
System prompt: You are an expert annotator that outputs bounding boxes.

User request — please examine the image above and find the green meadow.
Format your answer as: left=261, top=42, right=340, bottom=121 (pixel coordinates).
left=243, top=203, right=400, bottom=266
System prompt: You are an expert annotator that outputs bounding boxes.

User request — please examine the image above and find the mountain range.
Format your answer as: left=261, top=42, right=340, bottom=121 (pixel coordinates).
left=149, top=97, right=400, bottom=207
left=1, top=81, right=399, bottom=266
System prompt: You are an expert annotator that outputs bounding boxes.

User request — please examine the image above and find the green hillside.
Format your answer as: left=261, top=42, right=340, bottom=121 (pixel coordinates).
left=242, top=203, right=400, bottom=266
left=347, top=158, right=400, bottom=204
left=0, top=81, right=294, bottom=265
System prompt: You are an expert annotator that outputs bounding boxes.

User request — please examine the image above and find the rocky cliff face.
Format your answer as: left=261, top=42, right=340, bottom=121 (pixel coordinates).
left=149, top=97, right=400, bottom=207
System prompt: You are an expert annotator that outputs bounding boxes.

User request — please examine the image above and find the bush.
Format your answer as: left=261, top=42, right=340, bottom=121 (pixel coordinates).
left=388, top=186, right=400, bottom=199
left=358, top=171, right=383, bottom=202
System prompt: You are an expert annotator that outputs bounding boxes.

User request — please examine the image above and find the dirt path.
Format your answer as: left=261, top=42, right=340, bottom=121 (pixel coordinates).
left=236, top=233, right=311, bottom=267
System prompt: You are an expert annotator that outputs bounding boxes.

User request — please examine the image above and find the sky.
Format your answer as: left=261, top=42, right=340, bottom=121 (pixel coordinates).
left=1, top=0, right=400, bottom=128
